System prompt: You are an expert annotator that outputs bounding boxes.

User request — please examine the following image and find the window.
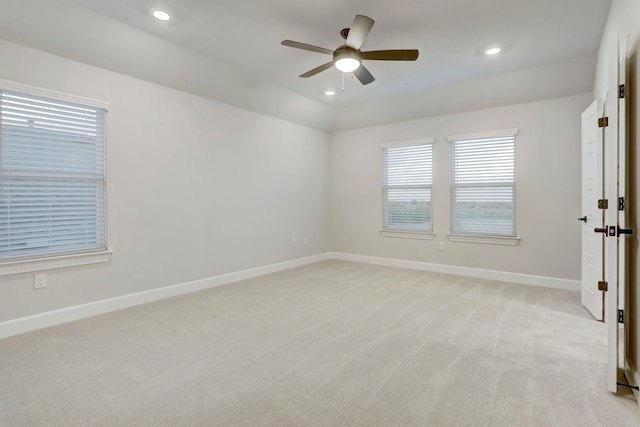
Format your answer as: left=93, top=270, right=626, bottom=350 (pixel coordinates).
left=448, top=129, right=517, bottom=238
left=0, top=85, right=107, bottom=263
left=382, top=139, right=433, bottom=234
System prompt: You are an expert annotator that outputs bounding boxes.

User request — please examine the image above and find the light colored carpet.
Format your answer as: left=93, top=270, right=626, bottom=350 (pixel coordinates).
left=0, top=260, right=638, bottom=426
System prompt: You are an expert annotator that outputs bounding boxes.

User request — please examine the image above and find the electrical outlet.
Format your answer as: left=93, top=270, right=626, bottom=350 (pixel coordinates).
left=304, top=236, right=309, bottom=246
left=34, top=273, right=47, bottom=289
left=438, top=242, right=445, bottom=251
left=292, top=237, right=297, bottom=247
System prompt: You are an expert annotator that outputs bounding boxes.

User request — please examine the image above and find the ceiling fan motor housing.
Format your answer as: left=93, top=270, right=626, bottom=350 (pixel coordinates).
left=333, top=46, right=362, bottom=62
left=333, top=46, right=362, bottom=72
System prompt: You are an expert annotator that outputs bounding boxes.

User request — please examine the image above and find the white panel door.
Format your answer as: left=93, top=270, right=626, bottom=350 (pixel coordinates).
left=580, top=100, right=604, bottom=321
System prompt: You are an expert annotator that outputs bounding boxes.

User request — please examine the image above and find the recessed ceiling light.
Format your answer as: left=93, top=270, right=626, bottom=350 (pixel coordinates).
left=485, top=47, right=501, bottom=56
left=152, top=9, right=171, bottom=21
left=325, top=90, right=336, bottom=96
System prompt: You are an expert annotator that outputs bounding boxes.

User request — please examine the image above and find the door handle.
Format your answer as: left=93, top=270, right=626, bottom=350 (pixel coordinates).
left=618, top=226, right=633, bottom=235
left=594, top=226, right=634, bottom=236
left=578, top=216, right=587, bottom=222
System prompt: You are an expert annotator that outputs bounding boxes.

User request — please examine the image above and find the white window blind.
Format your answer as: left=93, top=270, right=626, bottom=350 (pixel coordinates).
left=0, top=89, right=107, bottom=261
left=382, top=142, right=433, bottom=232
left=449, top=132, right=516, bottom=236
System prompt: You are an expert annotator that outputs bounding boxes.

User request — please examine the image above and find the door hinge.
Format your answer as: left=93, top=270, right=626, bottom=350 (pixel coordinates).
left=619, top=197, right=625, bottom=211
left=598, top=199, right=608, bottom=209
left=598, top=281, right=608, bottom=292
left=620, top=84, right=625, bottom=99
left=598, top=117, right=609, bottom=127
left=619, top=309, right=624, bottom=323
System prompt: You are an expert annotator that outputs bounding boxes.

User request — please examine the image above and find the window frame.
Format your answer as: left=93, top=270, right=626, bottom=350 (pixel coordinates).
left=380, top=138, right=435, bottom=239
left=0, top=78, right=111, bottom=276
left=447, top=129, right=519, bottom=245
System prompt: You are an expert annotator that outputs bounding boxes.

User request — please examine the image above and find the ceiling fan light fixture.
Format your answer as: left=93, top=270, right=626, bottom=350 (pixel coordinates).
left=335, top=57, right=360, bottom=72
left=334, top=50, right=361, bottom=73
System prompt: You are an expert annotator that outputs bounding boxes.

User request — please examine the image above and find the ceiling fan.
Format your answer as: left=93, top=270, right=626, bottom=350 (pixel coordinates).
left=281, top=15, right=419, bottom=85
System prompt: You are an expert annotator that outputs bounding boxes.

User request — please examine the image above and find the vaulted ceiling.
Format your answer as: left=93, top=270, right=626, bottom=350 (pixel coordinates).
left=0, top=0, right=611, bottom=131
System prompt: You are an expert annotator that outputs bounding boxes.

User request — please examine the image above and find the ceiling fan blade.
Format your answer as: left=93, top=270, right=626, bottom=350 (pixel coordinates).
left=281, top=40, right=334, bottom=55
left=362, top=50, right=419, bottom=61
left=300, top=61, right=335, bottom=78
left=353, top=64, right=375, bottom=85
left=346, top=15, right=374, bottom=50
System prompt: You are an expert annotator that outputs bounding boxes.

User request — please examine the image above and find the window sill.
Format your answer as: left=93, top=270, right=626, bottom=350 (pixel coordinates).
left=380, top=229, right=435, bottom=240
left=0, top=250, right=113, bottom=277
left=448, top=234, right=520, bottom=246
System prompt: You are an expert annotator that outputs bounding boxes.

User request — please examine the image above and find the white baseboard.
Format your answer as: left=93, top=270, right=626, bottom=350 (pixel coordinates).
left=0, top=251, right=581, bottom=340
left=625, top=358, right=640, bottom=406
left=0, top=253, right=331, bottom=340
left=329, top=252, right=581, bottom=291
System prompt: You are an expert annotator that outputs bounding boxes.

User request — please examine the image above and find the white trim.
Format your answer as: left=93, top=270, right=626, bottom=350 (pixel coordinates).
left=380, top=229, right=435, bottom=240
left=0, top=250, right=113, bottom=277
left=625, top=358, right=640, bottom=407
left=380, top=137, right=435, bottom=148
left=329, top=252, right=580, bottom=291
left=0, top=78, right=109, bottom=110
left=446, top=128, right=519, bottom=142
left=0, top=253, right=330, bottom=340
left=448, top=234, right=520, bottom=246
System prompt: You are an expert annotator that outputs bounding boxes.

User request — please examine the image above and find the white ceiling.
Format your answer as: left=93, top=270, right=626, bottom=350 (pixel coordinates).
left=0, top=0, right=611, bottom=131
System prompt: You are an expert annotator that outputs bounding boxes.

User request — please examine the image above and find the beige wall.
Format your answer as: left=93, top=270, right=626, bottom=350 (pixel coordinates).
left=0, top=40, right=332, bottom=322
left=594, top=0, right=640, bottom=382
left=330, top=93, right=591, bottom=280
